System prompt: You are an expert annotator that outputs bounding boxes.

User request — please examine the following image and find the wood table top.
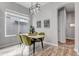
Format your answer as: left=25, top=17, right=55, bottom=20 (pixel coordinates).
left=20, top=33, right=45, bottom=39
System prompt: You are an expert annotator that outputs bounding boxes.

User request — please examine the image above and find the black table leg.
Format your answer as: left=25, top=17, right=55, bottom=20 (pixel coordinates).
left=33, top=41, right=35, bottom=54
left=41, top=39, right=44, bottom=49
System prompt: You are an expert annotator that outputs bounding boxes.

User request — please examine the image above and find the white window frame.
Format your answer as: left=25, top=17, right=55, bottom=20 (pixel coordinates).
left=5, top=9, right=29, bottom=37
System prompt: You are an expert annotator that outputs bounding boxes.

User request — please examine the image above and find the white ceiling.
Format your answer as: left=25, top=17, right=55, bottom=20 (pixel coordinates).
left=16, top=2, right=75, bottom=12
left=16, top=2, right=48, bottom=8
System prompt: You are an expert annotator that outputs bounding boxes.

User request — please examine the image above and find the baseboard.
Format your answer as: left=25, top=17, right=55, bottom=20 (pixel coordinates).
left=0, top=42, right=19, bottom=49
left=44, top=41, right=58, bottom=46
left=66, top=37, right=75, bottom=40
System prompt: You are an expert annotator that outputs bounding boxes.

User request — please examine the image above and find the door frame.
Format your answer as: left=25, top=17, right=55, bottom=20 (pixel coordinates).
left=57, top=3, right=75, bottom=45
left=57, top=7, right=66, bottom=44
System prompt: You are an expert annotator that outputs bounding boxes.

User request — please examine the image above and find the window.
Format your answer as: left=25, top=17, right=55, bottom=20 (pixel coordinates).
left=5, top=9, right=29, bottom=37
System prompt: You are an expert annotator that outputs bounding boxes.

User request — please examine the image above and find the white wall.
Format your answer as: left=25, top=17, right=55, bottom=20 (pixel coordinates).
left=32, top=2, right=69, bottom=46
left=75, top=3, right=79, bottom=54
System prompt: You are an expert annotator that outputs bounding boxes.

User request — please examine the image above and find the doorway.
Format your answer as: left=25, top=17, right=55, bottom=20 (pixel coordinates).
left=58, top=3, right=75, bottom=47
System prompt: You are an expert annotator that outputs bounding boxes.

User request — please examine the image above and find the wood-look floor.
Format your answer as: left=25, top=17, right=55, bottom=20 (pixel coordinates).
left=32, top=39, right=77, bottom=56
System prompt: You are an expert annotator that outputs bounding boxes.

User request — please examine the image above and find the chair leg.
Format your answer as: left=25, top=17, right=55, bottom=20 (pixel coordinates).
left=21, top=44, right=25, bottom=56
left=19, top=43, right=24, bottom=56
left=33, top=41, right=35, bottom=54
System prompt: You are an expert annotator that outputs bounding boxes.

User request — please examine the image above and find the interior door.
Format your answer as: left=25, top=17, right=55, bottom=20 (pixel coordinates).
left=58, top=7, right=66, bottom=43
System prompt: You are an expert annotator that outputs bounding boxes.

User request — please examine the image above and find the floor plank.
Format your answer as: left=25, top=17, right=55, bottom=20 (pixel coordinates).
left=32, top=41, right=77, bottom=56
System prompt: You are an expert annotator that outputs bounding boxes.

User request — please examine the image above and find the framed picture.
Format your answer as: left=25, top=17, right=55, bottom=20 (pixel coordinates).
left=44, top=19, right=50, bottom=28
left=37, top=21, right=41, bottom=28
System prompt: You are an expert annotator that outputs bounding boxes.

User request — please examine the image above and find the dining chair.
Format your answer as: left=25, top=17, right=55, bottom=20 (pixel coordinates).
left=21, top=35, right=32, bottom=45
left=38, top=32, right=45, bottom=35
left=20, top=35, right=36, bottom=54
left=16, top=34, right=24, bottom=55
left=38, top=32, right=45, bottom=49
left=31, top=32, right=45, bottom=49
left=16, top=34, right=23, bottom=44
left=28, top=32, right=45, bottom=49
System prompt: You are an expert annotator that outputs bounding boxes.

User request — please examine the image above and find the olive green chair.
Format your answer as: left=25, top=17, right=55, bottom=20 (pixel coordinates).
left=20, top=35, right=36, bottom=54
left=38, top=32, right=45, bottom=41
left=38, top=32, right=45, bottom=49
left=16, top=34, right=24, bottom=55
left=38, top=32, right=45, bottom=35
left=21, top=35, right=32, bottom=46
left=16, top=34, right=23, bottom=44
left=30, top=32, right=45, bottom=49
left=28, top=32, right=45, bottom=49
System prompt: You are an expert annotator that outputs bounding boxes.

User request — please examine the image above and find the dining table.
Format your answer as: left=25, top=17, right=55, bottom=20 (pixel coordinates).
left=20, top=33, right=45, bottom=53
left=21, top=33, right=45, bottom=40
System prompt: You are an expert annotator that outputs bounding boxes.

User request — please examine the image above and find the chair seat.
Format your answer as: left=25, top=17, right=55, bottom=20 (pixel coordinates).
left=32, top=38, right=44, bottom=42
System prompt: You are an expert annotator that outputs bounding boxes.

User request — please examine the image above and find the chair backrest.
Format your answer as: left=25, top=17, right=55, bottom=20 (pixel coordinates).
left=21, top=35, right=32, bottom=46
left=37, top=32, right=45, bottom=41
left=38, top=32, right=45, bottom=35
left=16, top=34, right=23, bottom=44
